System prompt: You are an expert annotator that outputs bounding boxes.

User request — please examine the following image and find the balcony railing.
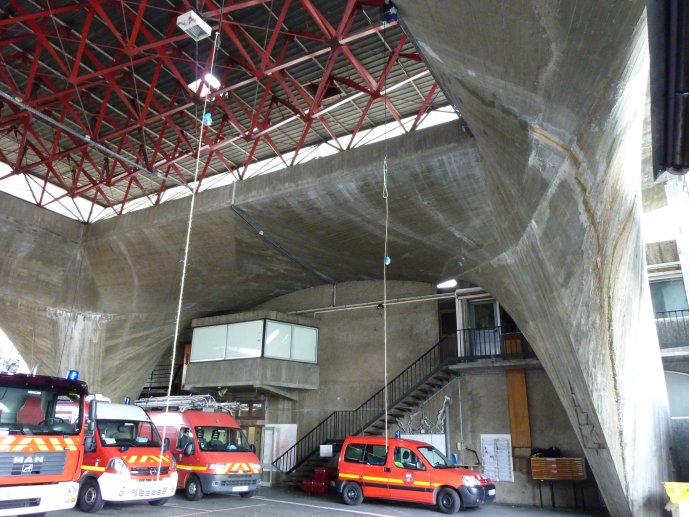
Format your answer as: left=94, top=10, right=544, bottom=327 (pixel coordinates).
left=457, top=326, right=535, bottom=361
left=655, top=310, right=689, bottom=348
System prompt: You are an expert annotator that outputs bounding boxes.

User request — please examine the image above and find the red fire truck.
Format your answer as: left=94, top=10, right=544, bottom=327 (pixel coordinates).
left=0, top=372, right=92, bottom=517
left=138, top=395, right=262, bottom=501
left=55, top=397, right=178, bottom=513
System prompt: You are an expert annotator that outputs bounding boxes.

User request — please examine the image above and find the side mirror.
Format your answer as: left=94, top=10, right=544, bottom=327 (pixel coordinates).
left=250, top=443, right=256, bottom=454
left=163, top=437, right=170, bottom=452
left=184, top=442, right=195, bottom=456
left=83, top=399, right=97, bottom=452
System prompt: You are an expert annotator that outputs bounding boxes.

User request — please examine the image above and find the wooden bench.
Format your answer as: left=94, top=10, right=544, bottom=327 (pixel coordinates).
left=531, top=457, right=586, bottom=508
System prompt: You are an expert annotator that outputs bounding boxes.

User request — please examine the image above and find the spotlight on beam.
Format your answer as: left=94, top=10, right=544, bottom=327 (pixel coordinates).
left=176, top=10, right=212, bottom=41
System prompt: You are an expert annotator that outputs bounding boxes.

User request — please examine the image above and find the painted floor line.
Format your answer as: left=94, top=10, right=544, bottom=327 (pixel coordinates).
left=168, top=503, right=266, bottom=516
left=253, top=496, right=398, bottom=516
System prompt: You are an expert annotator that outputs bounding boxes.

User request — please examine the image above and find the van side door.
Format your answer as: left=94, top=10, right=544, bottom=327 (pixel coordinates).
left=387, top=446, right=432, bottom=503
left=360, top=443, right=390, bottom=499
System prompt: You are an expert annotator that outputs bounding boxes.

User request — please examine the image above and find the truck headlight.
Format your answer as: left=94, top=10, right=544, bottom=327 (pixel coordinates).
left=462, top=475, right=480, bottom=487
left=106, top=457, right=129, bottom=475
left=250, top=463, right=262, bottom=474
left=208, top=463, right=229, bottom=474
left=170, top=455, right=177, bottom=469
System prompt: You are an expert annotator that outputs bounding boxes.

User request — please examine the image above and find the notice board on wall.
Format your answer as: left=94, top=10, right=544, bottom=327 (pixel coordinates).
left=481, top=434, right=513, bottom=482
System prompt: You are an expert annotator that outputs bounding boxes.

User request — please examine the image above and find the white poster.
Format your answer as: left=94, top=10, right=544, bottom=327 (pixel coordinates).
left=480, top=433, right=513, bottom=482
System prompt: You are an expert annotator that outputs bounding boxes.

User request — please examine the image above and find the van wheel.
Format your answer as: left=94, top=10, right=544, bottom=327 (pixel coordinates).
left=78, top=478, right=105, bottom=513
left=437, top=487, right=460, bottom=514
left=185, top=475, right=204, bottom=501
left=240, top=490, right=255, bottom=498
left=148, top=497, right=169, bottom=506
left=341, top=482, right=363, bottom=505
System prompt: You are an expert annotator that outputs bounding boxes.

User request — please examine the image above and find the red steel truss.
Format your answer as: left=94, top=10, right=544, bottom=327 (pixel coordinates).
left=0, top=0, right=447, bottom=220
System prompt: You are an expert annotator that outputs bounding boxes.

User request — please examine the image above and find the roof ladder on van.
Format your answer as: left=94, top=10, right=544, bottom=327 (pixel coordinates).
left=135, top=394, right=240, bottom=413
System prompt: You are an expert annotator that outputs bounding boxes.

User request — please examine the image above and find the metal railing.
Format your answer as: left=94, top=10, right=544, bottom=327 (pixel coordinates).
left=271, top=326, right=533, bottom=474
left=272, top=334, right=458, bottom=474
left=139, top=364, right=183, bottom=398
left=457, top=326, right=534, bottom=360
left=655, top=310, right=689, bottom=348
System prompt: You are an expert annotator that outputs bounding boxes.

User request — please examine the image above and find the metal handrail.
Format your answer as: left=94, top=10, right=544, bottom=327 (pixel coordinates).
left=655, top=309, right=689, bottom=348
left=141, top=363, right=183, bottom=398
left=272, top=334, right=458, bottom=474
left=271, top=326, right=533, bottom=475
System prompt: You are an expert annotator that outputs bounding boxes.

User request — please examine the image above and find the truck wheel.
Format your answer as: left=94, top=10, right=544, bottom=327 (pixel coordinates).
left=148, top=497, right=169, bottom=506
left=341, top=481, right=363, bottom=505
left=239, top=490, right=255, bottom=498
left=436, top=487, right=460, bottom=514
left=78, top=478, right=105, bottom=513
left=185, top=475, right=203, bottom=501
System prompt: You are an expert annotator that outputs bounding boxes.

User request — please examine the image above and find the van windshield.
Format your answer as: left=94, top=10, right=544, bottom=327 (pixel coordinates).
left=97, top=420, right=162, bottom=447
left=195, top=426, right=252, bottom=452
left=418, top=446, right=453, bottom=468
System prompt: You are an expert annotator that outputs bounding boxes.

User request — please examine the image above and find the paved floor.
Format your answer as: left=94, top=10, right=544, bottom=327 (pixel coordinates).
left=48, top=487, right=607, bottom=516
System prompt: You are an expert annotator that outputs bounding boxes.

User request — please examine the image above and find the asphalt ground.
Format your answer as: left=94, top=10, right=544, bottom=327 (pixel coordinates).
left=47, top=486, right=607, bottom=516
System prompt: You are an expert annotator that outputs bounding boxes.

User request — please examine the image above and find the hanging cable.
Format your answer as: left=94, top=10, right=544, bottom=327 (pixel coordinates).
left=159, top=27, right=222, bottom=468
left=382, top=12, right=391, bottom=452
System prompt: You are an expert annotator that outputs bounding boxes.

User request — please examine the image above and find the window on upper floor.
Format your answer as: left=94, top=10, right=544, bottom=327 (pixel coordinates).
left=650, top=277, right=689, bottom=314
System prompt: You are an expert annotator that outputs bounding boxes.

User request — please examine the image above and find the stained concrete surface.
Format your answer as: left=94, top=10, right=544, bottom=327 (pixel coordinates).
left=48, top=487, right=607, bottom=517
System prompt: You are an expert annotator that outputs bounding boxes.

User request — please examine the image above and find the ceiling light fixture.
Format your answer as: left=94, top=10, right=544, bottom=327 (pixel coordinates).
left=436, top=279, right=457, bottom=289
left=188, top=73, right=221, bottom=98
left=176, top=10, right=212, bottom=41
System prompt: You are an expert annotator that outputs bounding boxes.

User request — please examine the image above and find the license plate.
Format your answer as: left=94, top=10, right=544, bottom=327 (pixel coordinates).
left=231, top=486, right=249, bottom=492
left=488, top=489, right=495, bottom=496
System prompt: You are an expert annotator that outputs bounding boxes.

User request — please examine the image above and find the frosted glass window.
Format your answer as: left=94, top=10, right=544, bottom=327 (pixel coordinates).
left=264, top=321, right=291, bottom=359
left=292, top=326, right=318, bottom=363
left=651, top=278, right=689, bottom=313
left=190, top=325, right=227, bottom=362
left=225, top=320, right=263, bottom=359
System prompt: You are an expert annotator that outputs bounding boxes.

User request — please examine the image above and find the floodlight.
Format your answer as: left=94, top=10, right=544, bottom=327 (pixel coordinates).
left=176, top=10, right=212, bottom=41
left=436, top=279, right=457, bottom=289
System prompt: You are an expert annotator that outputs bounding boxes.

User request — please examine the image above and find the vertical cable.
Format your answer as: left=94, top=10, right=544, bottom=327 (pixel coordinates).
left=382, top=15, right=390, bottom=452
left=159, top=27, right=221, bottom=468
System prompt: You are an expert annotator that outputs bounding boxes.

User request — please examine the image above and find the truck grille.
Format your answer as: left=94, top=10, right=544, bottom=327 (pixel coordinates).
left=130, top=487, right=168, bottom=498
left=219, top=475, right=259, bottom=487
left=130, top=466, right=170, bottom=476
left=0, top=498, right=40, bottom=510
left=0, top=452, right=67, bottom=476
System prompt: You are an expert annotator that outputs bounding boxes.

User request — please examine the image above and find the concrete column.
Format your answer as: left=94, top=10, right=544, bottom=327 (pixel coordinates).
left=396, top=1, right=673, bottom=515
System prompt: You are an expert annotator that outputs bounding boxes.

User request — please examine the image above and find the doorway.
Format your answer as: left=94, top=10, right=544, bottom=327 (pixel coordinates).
left=261, top=426, right=276, bottom=486
left=468, top=300, right=500, bottom=357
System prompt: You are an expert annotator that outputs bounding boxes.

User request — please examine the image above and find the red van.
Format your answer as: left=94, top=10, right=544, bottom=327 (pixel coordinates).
left=335, top=436, right=495, bottom=514
left=146, top=402, right=261, bottom=500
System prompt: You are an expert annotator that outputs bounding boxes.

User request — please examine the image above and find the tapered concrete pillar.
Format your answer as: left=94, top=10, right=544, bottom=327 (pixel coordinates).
left=396, top=1, right=672, bottom=514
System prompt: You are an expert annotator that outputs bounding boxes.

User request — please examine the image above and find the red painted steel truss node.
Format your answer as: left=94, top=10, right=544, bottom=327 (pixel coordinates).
left=0, top=0, right=448, bottom=221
